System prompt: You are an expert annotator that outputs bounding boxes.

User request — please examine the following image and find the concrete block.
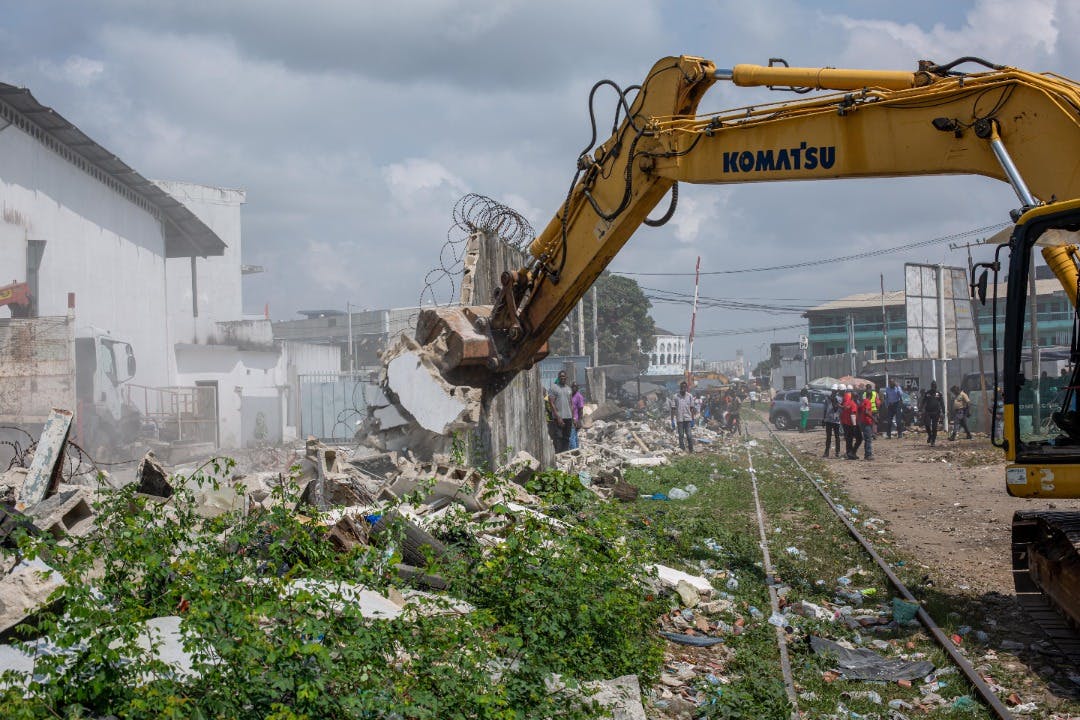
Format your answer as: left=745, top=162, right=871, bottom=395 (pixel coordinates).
left=495, top=450, right=540, bottom=487
left=24, top=488, right=95, bottom=538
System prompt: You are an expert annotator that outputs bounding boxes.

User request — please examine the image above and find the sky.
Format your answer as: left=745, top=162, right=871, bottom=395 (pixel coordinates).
left=2, top=0, right=1078, bottom=365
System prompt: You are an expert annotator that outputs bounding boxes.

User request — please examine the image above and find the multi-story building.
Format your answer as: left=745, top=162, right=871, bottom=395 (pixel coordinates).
left=805, top=276, right=1073, bottom=361
left=645, top=328, right=687, bottom=376
left=804, top=291, right=907, bottom=359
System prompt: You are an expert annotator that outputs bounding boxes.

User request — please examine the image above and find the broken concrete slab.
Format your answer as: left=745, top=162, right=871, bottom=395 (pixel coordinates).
left=24, top=488, right=95, bottom=538
left=16, top=408, right=72, bottom=510
left=373, top=404, right=410, bottom=431
left=383, top=335, right=481, bottom=436
left=135, top=452, right=173, bottom=498
left=286, top=579, right=403, bottom=620
left=647, top=565, right=714, bottom=597
left=495, top=450, right=540, bottom=487
left=0, top=558, right=65, bottom=635
left=128, top=615, right=214, bottom=680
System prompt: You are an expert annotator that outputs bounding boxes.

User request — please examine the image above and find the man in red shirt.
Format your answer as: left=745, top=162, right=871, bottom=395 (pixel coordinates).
left=840, top=385, right=861, bottom=460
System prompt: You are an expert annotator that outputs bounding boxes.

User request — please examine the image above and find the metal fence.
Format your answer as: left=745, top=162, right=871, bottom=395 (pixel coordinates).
left=298, top=372, right=380, bottom=441
left=124, top=384, right=218, bottom=445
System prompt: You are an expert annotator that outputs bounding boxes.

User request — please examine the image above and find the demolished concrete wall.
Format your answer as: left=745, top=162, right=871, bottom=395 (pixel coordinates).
left=461, top=231, right=555, bottom=469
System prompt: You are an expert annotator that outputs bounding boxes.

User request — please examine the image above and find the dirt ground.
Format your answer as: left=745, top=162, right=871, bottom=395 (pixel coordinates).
left=750, top=421, right=1080, bottom=597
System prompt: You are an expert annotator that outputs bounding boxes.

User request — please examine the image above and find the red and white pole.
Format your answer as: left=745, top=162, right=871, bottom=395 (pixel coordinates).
left=686, top=256, right=700, bottom=387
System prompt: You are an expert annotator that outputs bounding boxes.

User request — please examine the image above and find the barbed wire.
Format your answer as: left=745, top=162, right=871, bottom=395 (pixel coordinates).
left=417, top=193, right=535, bottom=314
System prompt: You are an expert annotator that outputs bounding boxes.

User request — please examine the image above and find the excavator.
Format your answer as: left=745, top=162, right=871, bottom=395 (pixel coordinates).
left=413, top=55, right=1080, bottom=627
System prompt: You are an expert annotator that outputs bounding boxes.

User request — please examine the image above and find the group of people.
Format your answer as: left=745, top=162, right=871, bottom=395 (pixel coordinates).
left=819, top=384, right=879, bottom=460
left=545, top=370, right=586, bottom=453
left=669, top=382, right=751, bottom=453
left=817, top=378, right=974, bottom=460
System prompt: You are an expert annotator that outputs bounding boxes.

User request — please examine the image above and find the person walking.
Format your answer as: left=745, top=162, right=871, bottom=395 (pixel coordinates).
left=883, top=378, right=905, bottom=438
left=920, top=381, right=946, bottom=446
left=823, top=385, right=842, bottom=458
left=670, top=381, right=696, bottom=452
left=547, top=370, right=574, bottom=453
left=859, top=389, right=875, bottom=460
left=799, top=388, right=811, bottom=433
left=949, top=385, right=973, bottom=440
left=841, top=385, right=861, bottom=459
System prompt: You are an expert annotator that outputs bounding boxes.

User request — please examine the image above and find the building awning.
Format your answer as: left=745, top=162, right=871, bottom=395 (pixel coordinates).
left=0, top=83, right=225, bottom=258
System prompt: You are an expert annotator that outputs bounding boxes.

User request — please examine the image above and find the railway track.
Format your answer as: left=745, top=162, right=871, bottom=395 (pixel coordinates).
left=750, top=419, right=1017, bottom=720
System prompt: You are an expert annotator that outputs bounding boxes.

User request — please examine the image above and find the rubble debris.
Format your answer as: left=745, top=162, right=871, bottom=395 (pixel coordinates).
left=382, top=334, right=482, bottom=435
left=0, top=468, right=28, bottom=503
left=809, top=636, right=935, bottom=681
left=369, top=510, right=450, bottom=566
left=585, top=674, right=648, bottom=720
left=285, top=579, right=403, bottom=620
left=23, top=487, right=95, bottom=538
left=649, top=565, right=714, bottom=597
left=0, top=557, right=65, bottom=635
left=16, top=408, right=72, bottom=511
left=0, top=503, right=38, bottom=548
left=135, top=451, right=173, bottom=498
left=496, top=450, right=541, bottom=487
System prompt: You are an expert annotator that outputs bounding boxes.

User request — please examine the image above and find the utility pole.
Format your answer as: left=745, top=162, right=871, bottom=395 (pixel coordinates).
left=951, top=239, right=992, bottom=433
left=937, top=264, right=949, bottom=435
left=347, top=302, right=354, bottom=374
left=880, top=273, right=889, bottom=387
left=591, top=286, right=599, bottom=366
left=577, top=300, right=585, bottom=359
left=686, top=256, right=701, bottom=386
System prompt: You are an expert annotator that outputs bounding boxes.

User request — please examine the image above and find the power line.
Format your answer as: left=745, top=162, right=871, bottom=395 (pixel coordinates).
left=614, top=222, right=1009, bottom=277
left=694, top=323, right=805, bottom=337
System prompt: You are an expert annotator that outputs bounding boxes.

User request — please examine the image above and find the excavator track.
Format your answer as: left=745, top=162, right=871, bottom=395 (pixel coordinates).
left=1012, top=510, right=1080, bottom=661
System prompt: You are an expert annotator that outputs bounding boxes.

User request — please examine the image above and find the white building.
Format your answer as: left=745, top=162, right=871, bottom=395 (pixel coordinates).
left=0, top=82, right=338, bottom=452
left=646, top=329, right=687, bottom=376
left=0, top=82, right=225, bottom=391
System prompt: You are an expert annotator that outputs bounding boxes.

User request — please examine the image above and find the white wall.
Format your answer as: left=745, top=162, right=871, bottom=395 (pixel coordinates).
left=174, top=338, right=340, bottom=448
left=0, top=124, right=173, bottom=388
left=159, top=181, right=245, bottom=349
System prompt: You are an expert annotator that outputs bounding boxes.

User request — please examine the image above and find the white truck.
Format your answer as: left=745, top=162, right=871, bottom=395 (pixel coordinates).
left=0, top=315, right=138, bottom=460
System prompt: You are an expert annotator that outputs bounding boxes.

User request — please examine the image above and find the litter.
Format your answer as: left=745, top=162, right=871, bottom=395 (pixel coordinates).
left=809, top=636, right=935, bottom=681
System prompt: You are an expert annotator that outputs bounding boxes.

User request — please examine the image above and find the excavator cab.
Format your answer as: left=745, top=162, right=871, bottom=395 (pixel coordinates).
left=988, top=199, right=1080, bottom=497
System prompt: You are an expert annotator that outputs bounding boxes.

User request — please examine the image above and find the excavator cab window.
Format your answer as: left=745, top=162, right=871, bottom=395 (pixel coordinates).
left=1001, top=201, right=1080, bottom=461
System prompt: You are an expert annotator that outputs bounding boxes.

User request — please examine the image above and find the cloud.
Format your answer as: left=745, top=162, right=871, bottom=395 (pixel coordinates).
left=4, top=0, right=1078, bottom=363
left=383, top=159, right=468, bottom=206
left=38, top=56, right=105, bottom=87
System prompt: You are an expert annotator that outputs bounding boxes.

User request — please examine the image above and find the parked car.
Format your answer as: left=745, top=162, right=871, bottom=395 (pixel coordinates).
left=769, top=389, right=828, bottom=430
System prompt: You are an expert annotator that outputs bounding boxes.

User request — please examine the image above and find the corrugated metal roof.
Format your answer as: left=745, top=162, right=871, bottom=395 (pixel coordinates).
left=0, top=83, right=225, bottom=258
left=807, top=290, right=906, bottom=313
left=806, top=278, right=1067, bottom=314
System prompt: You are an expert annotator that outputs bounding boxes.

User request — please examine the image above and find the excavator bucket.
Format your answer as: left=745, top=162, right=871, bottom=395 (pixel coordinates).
left=414, top=305, right=498, bottom=372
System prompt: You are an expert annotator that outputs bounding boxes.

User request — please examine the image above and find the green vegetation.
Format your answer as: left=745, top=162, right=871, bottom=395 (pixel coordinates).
left=0, top=465, right=661, bottom=719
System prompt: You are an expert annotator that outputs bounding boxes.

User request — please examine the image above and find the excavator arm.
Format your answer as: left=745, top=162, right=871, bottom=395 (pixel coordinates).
left=418, top=55, right=1080, bottom=376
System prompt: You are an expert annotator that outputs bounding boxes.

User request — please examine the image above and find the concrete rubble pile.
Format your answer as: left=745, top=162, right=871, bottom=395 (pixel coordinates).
left=557, top=415, right=730, bottom=479
left=0, top=426, right=649, bottom=718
